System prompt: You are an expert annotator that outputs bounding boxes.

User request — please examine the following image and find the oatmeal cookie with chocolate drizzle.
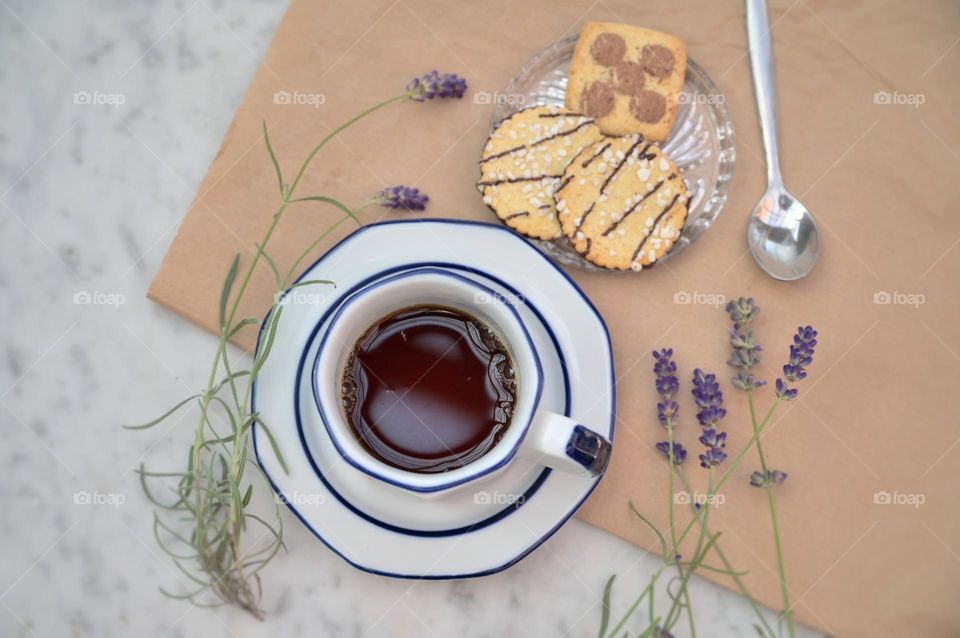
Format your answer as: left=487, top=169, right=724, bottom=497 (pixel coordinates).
left=565, top=22, right=687, bottom=141
left=477, top=105, right=603, bottom=240
left=556, top=134, right=688, bottom=270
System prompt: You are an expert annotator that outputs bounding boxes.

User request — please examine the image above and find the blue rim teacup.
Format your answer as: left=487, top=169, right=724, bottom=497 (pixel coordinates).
left=312, top=267, right=611, bottom=497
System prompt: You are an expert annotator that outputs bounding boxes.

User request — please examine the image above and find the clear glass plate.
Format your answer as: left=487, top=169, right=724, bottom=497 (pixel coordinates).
left=491, top=36, right=736, bottom=271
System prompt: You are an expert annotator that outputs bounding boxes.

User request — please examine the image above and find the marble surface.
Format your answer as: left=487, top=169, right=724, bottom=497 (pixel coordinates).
left=0, top=1, right=825, bottom=636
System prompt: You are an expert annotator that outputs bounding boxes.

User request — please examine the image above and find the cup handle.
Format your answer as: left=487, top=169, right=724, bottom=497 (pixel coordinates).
left=517, top=411, right=612, bottom=477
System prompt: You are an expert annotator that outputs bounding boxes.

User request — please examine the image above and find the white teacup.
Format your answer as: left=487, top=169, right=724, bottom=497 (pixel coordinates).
left=312, top=267, right=611, bottom=497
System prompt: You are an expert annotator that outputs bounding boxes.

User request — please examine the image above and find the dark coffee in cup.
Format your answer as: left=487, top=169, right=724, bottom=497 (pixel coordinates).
left=340, top=305, right=518, bottom=473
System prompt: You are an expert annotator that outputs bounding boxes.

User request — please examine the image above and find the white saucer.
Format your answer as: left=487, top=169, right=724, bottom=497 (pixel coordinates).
left=252, top=219, right=615, bottom=578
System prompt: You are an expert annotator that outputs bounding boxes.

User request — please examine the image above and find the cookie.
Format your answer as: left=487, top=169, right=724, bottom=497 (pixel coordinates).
left=556, top=134, right=688, bottom=271
left=477, top=105, right=604, bottom=240
left=565, top=22, right=687, bottom=140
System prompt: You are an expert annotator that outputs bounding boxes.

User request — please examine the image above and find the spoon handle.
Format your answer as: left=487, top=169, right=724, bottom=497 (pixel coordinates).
left=745, top=0, right=782, bottom=186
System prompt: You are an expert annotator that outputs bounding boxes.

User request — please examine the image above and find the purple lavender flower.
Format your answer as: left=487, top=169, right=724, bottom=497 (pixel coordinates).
left=726, top=297, right=766, bottom=391
left=699, top=445, right=727, bottom=469
left=691, top=369, right=728, bottom=470
left=406, top=71, right=467, bottom=101
left=653, top=627, right=674, bottom=638
left=653, top=349, right=680, bottom=428
left=691, top=369, right=727, bottom=427
left=375, top=185, right=429, bottom=211
left=774, top=326, right=818, bottom=400
left=726, top=296, right=760, bottom=329
left=750, top=469, right=788, bottom=487
left=656, top=441, right=687, bottom=465
left=698, top=428, right=727, bottom=449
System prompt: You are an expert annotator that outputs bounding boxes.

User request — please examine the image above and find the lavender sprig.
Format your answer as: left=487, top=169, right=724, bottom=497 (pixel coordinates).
left=725, top=297, right=766, bottom=391
left=653, top=349, right=683, bottom=464
left=653, top=348, right=680, bottom=428
left=375, top=185, right=429, bottom=211
left=129, top=75, right=467, bottom=619
left=406, top=70, right=467, bottom=101
left=692, top=369, right=728, bottom=469
left=775, top=326, right=818, bottom=400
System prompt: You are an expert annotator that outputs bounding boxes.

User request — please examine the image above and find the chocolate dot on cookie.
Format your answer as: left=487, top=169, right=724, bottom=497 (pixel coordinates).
left=581, top=81, right=616, bottom=118
left=640, top=44, right=675, bottom=79
left=615, top=62, right=646, bottom=96
left=629, top=90, right=667, bottom=123
left=590, top=32, right=627, bottom=66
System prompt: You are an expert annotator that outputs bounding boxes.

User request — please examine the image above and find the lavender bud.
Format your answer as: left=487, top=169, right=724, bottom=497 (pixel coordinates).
left=375, top=185, right=429, bottom=211
left=406, top=70, right=467, bottom=101
left=750, top=469, right=788, bottom=487
left=698, top=445, right=727, bottom=469
left=655, top=441, right=687, bottom=465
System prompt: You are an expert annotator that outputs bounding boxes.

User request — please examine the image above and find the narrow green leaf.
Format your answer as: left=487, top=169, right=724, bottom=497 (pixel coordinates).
left=262, top=121, right=284, bottom=196
left=211, top=370, right=251, bottom=394
left=219, top=253, right=241, bottom=330
left=256, top=243, right=282, bottom=288
left=286, top=278, right=335, bottom=290
left=599, top=574, right=616, bottom=638
left=629, top=501, right=669, bottom=558
left=124, top=394, right=200, bottom=430
left=242, top=484, right=253, bottom=507
left=253, top=414, right=289, bottom=475
left=252, top=306, right=283, bottom=377
left=288, top=195, right=361, bottom=227
left=226, top=319, right=259, bottom=342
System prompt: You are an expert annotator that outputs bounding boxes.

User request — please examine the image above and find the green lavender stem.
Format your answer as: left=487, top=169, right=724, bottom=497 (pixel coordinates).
left=749, top=392, right=796, bottom=638
left=674, top=467, right=777, bottom=638
left=666, top=426, right=697, bottom=638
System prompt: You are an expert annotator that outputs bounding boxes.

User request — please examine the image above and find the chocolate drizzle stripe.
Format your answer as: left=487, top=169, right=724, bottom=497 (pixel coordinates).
left=477, top=175, right=557, bottom=186
left=538, top=112, right=588, bottom=119
left=578, top=201, right=597, bottom=231
left=557, top=174, right=574, bottom=192
left=631, top=193, right=682, bottom=263
left=601, top=179, right=665, bottom=237
left=581, top=142, right=612, bottom=168
left=584, top=237, right=592, bottom=255
left=599, top=140, right=649, bottom=196
left=504, top=211, right=530, bottom=220
left=480, top=120, right=596, bottom=163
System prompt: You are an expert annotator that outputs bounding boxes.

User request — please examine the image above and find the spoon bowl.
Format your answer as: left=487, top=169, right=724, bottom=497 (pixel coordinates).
left=747, top=183, right=820, bottom=280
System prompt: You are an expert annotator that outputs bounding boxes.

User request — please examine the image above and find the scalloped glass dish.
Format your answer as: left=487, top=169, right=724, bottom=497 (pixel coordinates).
left=490, top=36, right=736, bottom=271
